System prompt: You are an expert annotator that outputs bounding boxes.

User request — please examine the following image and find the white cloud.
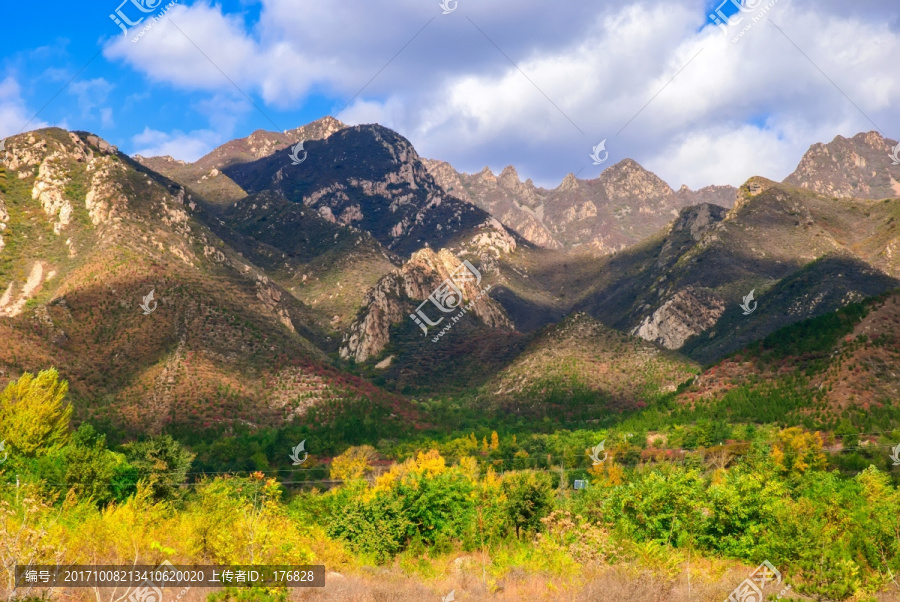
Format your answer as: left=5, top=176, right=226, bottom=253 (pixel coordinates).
left=103, top=0, right=900, bottom=188
left=131, top=126, right=222, bottom=161
left=0, top=76, right=50, bottom=139
left=68, top=78, right=115, bottom=120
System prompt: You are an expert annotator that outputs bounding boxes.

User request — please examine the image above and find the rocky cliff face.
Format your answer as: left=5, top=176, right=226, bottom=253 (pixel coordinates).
left=340, top=246, right=513, bottom=362
left=424, top=158, right=736, bottom=252
left=633, top=287, right=726, bottom=349
left=424, top=160, right=562, bottom=249
left=224, top=124, right=501, bottom=256
left=784, top=131, right=900, bottom=199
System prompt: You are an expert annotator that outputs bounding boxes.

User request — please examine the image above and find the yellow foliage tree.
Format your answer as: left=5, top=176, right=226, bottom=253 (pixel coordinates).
left=772, top=427, right=827, bottom=474
left=490, top=431, right=500, bottom=450
left=588, top=458, right=624, bottom=485
left=330, top=445, right=377, bottom=482
left=0, top=368, right=72, bottom=456
left=374, top=449, right=447, bottom=491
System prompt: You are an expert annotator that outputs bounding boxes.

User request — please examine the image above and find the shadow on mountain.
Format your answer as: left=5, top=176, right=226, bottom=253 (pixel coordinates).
left=222, top=125, right=492, bottom=256
left=681, top=253, right=900, bottom=364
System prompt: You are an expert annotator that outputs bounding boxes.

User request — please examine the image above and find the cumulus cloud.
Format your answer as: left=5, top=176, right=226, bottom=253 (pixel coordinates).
left=0, top=76, right=50, bottom=139
left=103, top=0, right=900, bottom=188
left=131, top=126, right=222, bottom=161
left=68, top=78, right=115, bottom=121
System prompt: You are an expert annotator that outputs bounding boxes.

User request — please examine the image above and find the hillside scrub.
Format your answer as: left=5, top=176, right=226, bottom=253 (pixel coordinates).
left=3, top=372, right=900, bottom=600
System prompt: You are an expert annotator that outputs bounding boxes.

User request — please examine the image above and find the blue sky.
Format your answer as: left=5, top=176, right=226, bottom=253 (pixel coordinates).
left=2, top=0, right=899, bottom=189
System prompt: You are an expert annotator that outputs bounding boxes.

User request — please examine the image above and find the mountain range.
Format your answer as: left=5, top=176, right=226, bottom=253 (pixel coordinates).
left=1, top=118, right=898, bottom=435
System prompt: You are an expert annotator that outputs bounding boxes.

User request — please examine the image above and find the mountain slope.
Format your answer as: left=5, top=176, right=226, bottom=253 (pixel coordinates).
left=0, top=128, right=410, bottom=437
left=479, top=312, right=698, bottom=419
left=223, top=124, right=506, bottom=257
left=191, top=188, right=400, bottom=333
left=568, top=177, right=900, bottom=362
left=676, top=291, right=900, bottom=422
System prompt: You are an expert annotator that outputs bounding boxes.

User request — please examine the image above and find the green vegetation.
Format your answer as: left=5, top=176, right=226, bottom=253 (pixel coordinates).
left=5, top=368, right=900, bottom=600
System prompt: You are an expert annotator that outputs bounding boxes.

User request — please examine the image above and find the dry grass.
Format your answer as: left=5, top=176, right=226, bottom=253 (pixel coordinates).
left=286, top=564, right=798, bottom=602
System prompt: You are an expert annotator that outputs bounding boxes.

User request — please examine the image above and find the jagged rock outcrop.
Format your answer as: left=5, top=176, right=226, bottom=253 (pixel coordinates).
left=84, top=156, right=131, bottom=227
left=32, top=152, right=74, bottom=235
left=633, top=287, right=726, bottom=349
left=784, top=131, right=900, bottom=199
left=423, top=157, right=736, bottom=252
left=340, top=248, right=512, bottom=362
left=424, top=159, right=561, bottom=249
left=0, top=198, right=8, bottom=254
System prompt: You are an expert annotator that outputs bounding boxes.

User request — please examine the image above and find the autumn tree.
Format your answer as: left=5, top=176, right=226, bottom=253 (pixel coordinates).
left=330, top=445, right=377, bottom=482
left=772, top=427, right=827, bottom=475
left=0, top=368, right=72, bottom=457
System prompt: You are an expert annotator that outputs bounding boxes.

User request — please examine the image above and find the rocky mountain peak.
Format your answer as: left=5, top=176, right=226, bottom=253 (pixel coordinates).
left=283, top=115, right=346, bottom=141
left=784, top=130, right=900, bottom=199
left=222, top=123, right=498, bottom=255
left=729, top=176, right=779, bottom=214
left=499, top=165, right=520, bottom=186
left=559, top=172, right=579, bottom=191
left=596, top=158, right=673, bottom=200
left=476, top=166, right=497, bottom=183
